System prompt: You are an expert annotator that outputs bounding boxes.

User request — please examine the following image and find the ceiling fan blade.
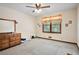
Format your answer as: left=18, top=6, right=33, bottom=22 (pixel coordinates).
left=35, top=4, right=38, bottom=8
left=39, top=4, right=41, bottom=7
left=41, top=5, right=50, bottom=8
left=26, top=6, right=35, bottom=8
left=35, top=3, right=41, bottom=8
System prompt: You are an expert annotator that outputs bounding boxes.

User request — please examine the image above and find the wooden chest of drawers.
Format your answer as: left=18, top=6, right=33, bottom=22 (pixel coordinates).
left=0, top=32, right=21, bottom=50
left=9, top=33, right=21, bottom=47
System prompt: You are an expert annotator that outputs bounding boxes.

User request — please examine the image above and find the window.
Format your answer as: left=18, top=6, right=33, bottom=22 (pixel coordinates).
left=42, top=15, right=62, bottom=33
left=43, top=20, right=50, bottom=32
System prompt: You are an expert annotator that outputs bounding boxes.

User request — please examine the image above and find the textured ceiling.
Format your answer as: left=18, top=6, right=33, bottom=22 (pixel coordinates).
left=0, top=3, right=78, bottom=17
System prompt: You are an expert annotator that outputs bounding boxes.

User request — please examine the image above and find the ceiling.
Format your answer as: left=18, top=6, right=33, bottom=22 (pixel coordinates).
left=0, top=3, right=78, bottom=17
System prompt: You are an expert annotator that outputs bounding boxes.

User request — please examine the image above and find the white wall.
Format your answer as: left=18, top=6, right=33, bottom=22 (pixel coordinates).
left=0, top=6, right=35, bottom=40
left=77, top=5, right=79, bottom=46
left=36, top=8, right=77, bottom=43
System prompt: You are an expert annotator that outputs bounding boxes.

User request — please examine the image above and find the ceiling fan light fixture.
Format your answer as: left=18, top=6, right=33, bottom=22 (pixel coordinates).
left=35, top=9, right=42, bottom=13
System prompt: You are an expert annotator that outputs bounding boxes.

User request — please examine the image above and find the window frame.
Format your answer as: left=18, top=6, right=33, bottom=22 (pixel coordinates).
left=42, top=15, right=62, bottom=34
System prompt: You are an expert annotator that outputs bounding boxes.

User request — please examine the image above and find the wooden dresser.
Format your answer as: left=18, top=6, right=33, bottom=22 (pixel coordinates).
left=0, top=32, right=21, bottom=50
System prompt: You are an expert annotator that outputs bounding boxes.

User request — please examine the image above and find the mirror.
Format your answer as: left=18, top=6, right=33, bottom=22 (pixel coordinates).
left=0, top=19, right=14, bottom=33
left=0, top=18, right=17, bottom=32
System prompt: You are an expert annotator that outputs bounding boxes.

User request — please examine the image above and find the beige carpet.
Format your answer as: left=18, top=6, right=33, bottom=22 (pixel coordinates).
left=0, top=38, right=79, bottom=55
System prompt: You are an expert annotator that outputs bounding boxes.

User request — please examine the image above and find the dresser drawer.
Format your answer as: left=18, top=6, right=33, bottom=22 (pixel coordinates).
left=0, top=35, right=5, bottom=39
left=10, top=41, right=16, bottom=47
left=14, top=33, right=21, bottom=37
left=10, top=37, right=21, bottom=42
left=10, top=37, right=16, bottom=42
left=16, top=37, right=21, bottom=40
left=11, top=33, right=21, bottom=37
left=10, top=40, right=21, bottom=47
left=5, top=35, right=10, bottom=39
left=10, top=33, right=21, bottom=42
left=15, top=40, right=21, bottom=45
left=0, top=44, right=2, bottom=50
left=2, top=39, right=9, bottom=44
left=0, top=39, right=1, bottom=42
left=1, top=43, right=9, bottom=49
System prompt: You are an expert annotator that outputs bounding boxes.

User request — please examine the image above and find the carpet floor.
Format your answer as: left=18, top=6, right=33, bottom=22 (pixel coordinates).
left=0, top=38, right=79, bottom=55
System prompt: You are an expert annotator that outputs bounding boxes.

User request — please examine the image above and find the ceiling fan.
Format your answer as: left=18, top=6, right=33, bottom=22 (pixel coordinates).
left=26, top=3, right=50, bottom=13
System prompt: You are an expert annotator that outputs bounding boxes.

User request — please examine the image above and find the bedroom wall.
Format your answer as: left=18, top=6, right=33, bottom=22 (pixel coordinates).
left=77, top=5, right=79, bottom=47
left=0, top=6, right=35, bottom=40
left=36, top=8, right=77, bottom=43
